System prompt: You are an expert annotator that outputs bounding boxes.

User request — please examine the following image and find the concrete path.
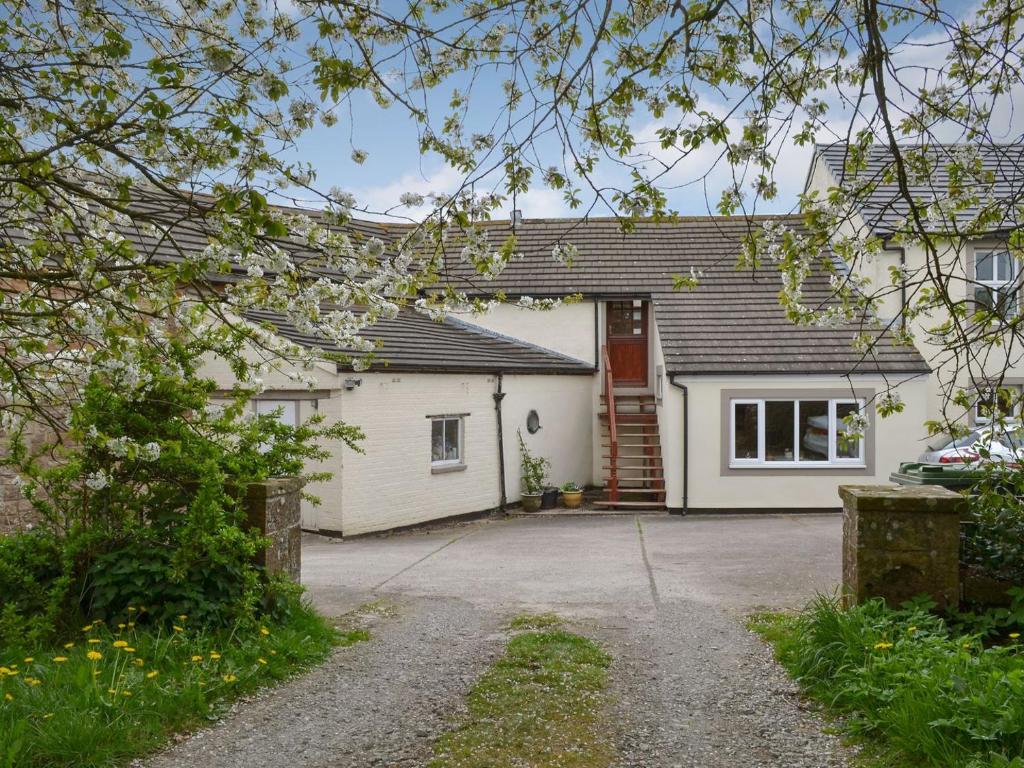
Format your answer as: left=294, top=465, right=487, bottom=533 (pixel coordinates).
left=148, top=514, right=851, bottom=767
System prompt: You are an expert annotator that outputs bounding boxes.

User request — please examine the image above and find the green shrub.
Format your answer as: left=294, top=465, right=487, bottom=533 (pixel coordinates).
left=752, top=597, right=1024, bottom=767
left=965, top=465, right=1024, bottom=584
left=0, top=337, right=361, bottom=644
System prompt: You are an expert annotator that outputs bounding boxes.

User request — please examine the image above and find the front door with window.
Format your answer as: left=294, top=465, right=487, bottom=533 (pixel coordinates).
left=606, top=300, right=649, bottom=387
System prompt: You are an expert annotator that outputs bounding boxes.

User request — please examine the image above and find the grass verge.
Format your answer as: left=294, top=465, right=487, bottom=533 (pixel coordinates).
left=0, top=601, right=367, bottom=768
left=429, top=614, right=614, bottom=768
left=750, top=596, right=1024, bottom=768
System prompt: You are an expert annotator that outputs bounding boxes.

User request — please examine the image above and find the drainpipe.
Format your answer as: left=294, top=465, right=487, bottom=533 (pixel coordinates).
left=883, top=240, right=907, bottom=331
left=493, top=374, right=507, bottom=511
left=592, top=301, right=600, bottom=370
left=668, top=376, right=689, bottom=515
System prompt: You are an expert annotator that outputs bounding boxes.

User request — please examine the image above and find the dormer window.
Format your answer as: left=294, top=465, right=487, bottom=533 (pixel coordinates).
left=974, top=249, right=1018, bottom=314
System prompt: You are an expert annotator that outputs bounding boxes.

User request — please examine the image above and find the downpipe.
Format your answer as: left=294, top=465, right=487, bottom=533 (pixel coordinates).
left=668, top=377, right=689, bottom=515
left=494, top=374, right=507, bottom=511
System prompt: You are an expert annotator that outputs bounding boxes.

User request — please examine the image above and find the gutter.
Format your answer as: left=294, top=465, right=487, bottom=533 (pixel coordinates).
left=493, top=374, right=507, bottom=511
left=668, top=376, right=689, bottom=515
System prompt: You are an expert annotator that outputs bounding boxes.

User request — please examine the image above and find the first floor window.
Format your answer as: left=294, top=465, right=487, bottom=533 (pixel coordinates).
left=974, top=249, right=1019, bottom=315
left=431, top=416, right=463, bottom=465
left=730, top=398, right=865, bottom=467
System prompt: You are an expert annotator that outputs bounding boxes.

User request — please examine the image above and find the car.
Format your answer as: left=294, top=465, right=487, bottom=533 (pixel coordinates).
left=918, top=423, right=1024, bottom=465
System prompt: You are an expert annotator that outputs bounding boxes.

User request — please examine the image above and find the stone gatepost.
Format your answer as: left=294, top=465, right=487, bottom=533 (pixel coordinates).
left=245, top=477, right=304, bottom=582
left=839, top=485, right=965, bottom=610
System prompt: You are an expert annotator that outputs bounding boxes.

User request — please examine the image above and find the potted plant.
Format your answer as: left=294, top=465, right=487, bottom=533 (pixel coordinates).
left=541, top=485, right=559, bottom=509
left=560, top=481, right=583, bottom=509
left=518, top=431, right=550, bottom=512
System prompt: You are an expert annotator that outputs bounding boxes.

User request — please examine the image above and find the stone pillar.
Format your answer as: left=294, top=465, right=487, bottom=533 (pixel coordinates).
left=245, top=477, right=304, bottom=582
left=839, top=484, right=965, bottom=610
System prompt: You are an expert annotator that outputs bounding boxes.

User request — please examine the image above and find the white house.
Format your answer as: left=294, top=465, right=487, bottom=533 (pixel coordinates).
left=201, top=209, right=935, bottom=536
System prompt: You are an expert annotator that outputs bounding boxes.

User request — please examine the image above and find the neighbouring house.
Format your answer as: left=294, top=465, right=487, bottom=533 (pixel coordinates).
left=806, top=143, right=1024, bottom=428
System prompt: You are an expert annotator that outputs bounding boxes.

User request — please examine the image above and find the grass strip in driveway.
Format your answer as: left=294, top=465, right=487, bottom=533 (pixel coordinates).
left=429, top=615, right=614, bottom=768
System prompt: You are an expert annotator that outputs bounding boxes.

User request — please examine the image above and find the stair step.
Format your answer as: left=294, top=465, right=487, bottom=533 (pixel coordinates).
left=603, top=486, right=665, bottom=494
left=599, top=413, right=658, bottom=423
left=591, top=500, right=666, bottom=509
left=602, top=457, right=663, bottom=463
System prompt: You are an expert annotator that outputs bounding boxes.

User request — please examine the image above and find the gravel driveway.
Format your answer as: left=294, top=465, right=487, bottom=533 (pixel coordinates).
left=145, top=513, right=852, bottom=767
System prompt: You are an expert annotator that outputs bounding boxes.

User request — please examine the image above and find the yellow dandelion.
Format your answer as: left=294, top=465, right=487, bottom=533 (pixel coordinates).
left=270, top=650, right=277, bottom=656
left=0, top=667, right=11, bottom=676
left=133, top=659, right=145, bottom=667
left=907, top=626, right=917, bottom=633
left=191, top=655, right=203, bottom=663
left=117, top=623, right=126, bottom=630
left=122, top=691, right=132, bottom=697
left=107, top=688, right=116, bottom=695
left=63, top=642, right=74, bottom=650
left=257, top=658, right=267, bottom=665
left=146, top=670, right=159, bottom=679
left=112, top=641, right=128, bottom=648
left=86, top=651, right=102, bottom=661
left=259, top=627, right=270, bottom=636
left=124, top=647, right=135, bottom=653
left=210, top=652, right=221, bottom=661
left=1010, top=633, right=1021, bottom=640
left=81, top=624, right=93, bottom=632
left=23, top=657, right=33, bottom=664
left=873, top=641, right=893, bottom=650
left=127, top=622, right=135, bottom=628
left=222, top=674, right=237, bottom=683
left=172, top=626, right=183, bottom=633
left=127, top=606, right=137, bottom=613
left=93, top=619, right=104, bottom=625
left=178, top=614, right=188, bottom=621
left=87, top=639, right=101, bottom=645
left=26, top=678, right=41, bottom=686
left=53, top=656, right=68, bottom=663
left=4, top=693, right=12, bottom=702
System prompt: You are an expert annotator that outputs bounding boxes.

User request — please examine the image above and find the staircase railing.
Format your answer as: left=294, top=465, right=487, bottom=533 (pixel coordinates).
left=602, top=345, right=618, bottom=503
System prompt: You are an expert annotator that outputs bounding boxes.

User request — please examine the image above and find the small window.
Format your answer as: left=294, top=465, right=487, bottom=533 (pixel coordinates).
left=254, top=399, right=299, bottom=427
left=974, top=249, right=1018, bottom=314
left=431, top=416, right=463, bottom=465
left=730, top=398, right=865, bottom=468
left=607, top=301, right=645, bottom=336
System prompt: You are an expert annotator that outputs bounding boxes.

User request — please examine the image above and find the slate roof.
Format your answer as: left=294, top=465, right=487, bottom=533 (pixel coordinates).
left=243, top=308, right=594, bottom=375
left=814, top=143, right=1024, bottom=238
left=423, top=216, right=930, bottom=376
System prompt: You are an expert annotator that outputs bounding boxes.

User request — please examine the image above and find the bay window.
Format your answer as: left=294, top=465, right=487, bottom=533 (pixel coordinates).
left=730, top=398, right=865, bottom=467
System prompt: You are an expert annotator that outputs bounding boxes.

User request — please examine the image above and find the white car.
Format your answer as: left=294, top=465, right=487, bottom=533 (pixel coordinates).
left=918, top=424, right=1024, bottom=465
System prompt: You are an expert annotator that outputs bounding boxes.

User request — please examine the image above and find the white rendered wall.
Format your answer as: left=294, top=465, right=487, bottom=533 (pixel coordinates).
left=452, top=302, right=597, bottom=365
left=661, top=374, right=930, bottom=510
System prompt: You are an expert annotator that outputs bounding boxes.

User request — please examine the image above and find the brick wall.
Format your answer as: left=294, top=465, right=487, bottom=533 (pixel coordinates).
left=0, top=420, right=57, bottom=534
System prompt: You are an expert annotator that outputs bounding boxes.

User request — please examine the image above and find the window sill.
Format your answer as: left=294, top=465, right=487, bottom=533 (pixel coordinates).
left=730, top=463, right=866, bottom=470
left=431, top=463, right=467, bottom=475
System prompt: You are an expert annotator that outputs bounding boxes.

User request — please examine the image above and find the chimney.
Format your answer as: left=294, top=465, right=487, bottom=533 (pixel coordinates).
left=510, top=209, right=523, bottom=226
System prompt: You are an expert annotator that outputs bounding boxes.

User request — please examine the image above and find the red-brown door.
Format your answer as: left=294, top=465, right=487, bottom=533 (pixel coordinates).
left=606, top=300, right=649, bottom=387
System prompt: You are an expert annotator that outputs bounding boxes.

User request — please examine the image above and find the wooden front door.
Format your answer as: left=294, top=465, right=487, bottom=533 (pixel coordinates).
left=606, top=300, right=649, bottom=387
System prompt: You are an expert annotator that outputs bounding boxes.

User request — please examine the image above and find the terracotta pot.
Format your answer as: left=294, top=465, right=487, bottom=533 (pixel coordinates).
left=520, top=493, right=543, bottom=512
left=561, top=490, right=583, bottom=509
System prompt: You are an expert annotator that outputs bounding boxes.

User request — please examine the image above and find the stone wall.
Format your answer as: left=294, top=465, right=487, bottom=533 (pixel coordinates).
left=245, top=477, right=304, bottom=582
left=840, top=484, right=965, bottom=610
left=0, top=420, right=56, bottom=534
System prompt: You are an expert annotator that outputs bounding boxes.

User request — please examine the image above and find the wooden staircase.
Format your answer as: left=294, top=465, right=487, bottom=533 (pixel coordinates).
left=593, top=346, right=666, bottom=509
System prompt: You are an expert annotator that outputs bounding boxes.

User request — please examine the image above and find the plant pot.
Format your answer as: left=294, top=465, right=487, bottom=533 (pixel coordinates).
left=561, top=490, right=583, bottom=509
left=521, top=492, right=543, bottom=513
left=541, top=487, right=559, bottom=509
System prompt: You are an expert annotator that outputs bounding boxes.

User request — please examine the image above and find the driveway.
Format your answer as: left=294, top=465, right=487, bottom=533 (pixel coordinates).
left=303, top=512, right=842, bottom=617
left=148, top=514, right=851, bottom=768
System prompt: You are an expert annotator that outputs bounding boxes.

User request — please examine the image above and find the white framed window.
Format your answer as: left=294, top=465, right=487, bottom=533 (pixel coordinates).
left=974, top=249, right=1019, bottom=314
left=431, top=416, right=463, bottom=466
left=973, top=384, right=1023, bottom=424
left=253, top=399, right=299, bottom=427
left=730, top=398, right=866, bottom=468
